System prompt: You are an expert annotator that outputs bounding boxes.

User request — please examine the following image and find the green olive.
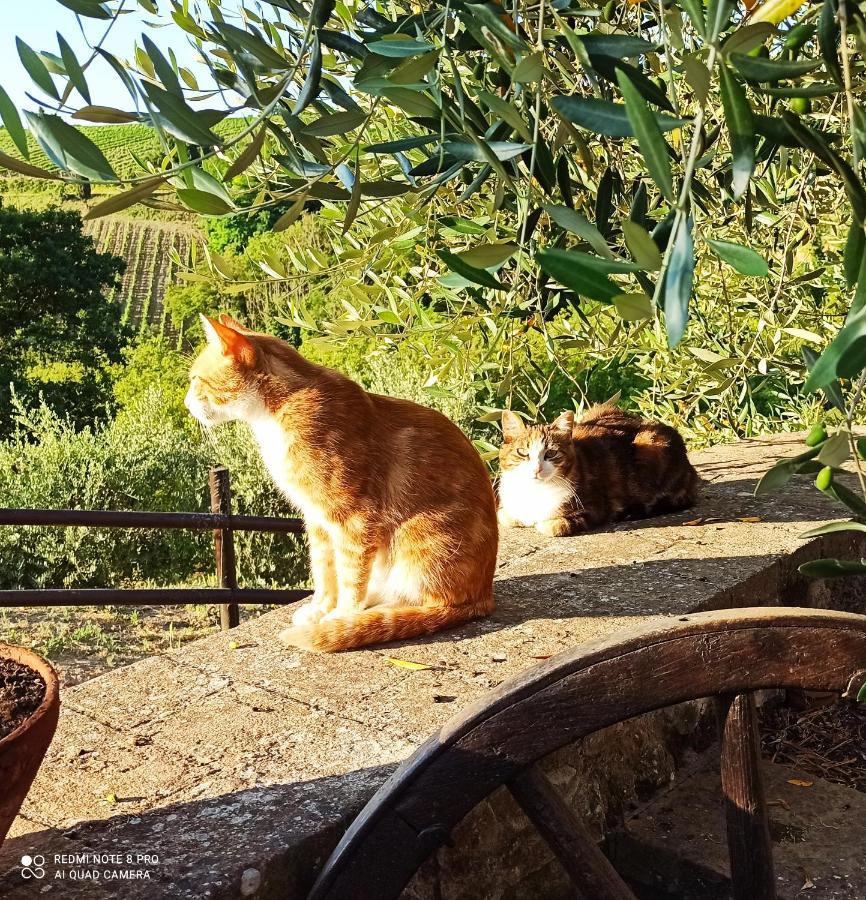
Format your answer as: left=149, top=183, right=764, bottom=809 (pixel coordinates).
left=783, top=23, right=815, bottom=52
left=805, top=424, right=827, bottom=447
left=857, top=437, right=866, bottom=460
left=815, top=466, right=834, bottom=491
left=602, top=0, right=616, bottom=22
left=789, top=97, right=811, bottom=116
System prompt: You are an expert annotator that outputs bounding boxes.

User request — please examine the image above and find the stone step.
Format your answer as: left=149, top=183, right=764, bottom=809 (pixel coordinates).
left=607, top=752, right=866, bottom=900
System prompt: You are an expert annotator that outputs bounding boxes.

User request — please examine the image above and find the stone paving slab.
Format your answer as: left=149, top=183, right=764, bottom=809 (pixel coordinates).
left=0, top=433, right=863, bottom=898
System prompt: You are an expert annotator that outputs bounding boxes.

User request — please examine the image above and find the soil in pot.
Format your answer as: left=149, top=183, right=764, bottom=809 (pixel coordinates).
left=0, top=658, right=46, bottom=740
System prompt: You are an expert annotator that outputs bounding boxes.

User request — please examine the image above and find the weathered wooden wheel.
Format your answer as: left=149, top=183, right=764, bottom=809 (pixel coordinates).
left=308, top=608, right=866, bottom=900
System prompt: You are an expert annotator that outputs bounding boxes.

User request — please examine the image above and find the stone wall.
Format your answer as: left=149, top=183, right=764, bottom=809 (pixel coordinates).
left=1, top=433, right=864, bottom=898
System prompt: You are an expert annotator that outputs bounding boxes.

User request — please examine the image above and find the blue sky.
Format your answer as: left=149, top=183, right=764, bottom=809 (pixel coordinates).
left=0, top=1, right=238, bottom=113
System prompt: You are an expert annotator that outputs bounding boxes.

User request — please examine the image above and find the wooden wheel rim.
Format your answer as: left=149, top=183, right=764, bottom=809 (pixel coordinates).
left=309, top=607, right=866, bottom=899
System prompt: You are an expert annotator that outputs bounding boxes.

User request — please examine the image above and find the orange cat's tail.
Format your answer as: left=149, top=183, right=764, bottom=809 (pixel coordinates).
left=278, top=602, right=490, bottom=653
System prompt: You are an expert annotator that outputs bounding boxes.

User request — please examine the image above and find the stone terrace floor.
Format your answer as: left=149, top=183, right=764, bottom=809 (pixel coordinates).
left=1, top=432, right=862, bottom=898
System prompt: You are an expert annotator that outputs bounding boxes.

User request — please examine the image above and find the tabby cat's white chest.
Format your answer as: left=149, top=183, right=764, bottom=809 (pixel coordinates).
left=498, top=467, right=572, bottom=526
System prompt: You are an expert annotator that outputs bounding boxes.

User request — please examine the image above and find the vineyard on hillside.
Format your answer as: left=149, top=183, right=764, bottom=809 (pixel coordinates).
left=0, top=122, right=234, bottom=338
left=83, top=217, right=203, bottom=337
left=0, top=119, right=248, bottom=179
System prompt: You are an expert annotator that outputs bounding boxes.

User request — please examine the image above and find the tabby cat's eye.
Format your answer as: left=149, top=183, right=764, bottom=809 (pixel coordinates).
left=544, top=450, right=559, bottom=460
left=516, top=448, right=529, bottom=458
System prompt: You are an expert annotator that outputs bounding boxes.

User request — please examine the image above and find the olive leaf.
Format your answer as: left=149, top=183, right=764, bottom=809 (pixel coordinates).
left=706, top=239, right=769, bottom=277
left=616, top=70, right=674, bottom=203
left=57, top=33, right=91, bottom=103
left=16, top=37, right=59, bottom=100
left=552, top=96, right=686, bottom=138
left=25, top=111, right=116, bottom=181
left=664, top=216, right=694, bottom=348
left=622, top=221, right=662, bottom=271
left=537, top=249, right=623, bottom=302
left=0, top=84, right=29, bottom=158
left=719, top=65, right=755, bottom=200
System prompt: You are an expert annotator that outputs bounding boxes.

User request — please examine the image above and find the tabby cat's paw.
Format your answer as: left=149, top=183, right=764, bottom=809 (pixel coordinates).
left=536, top=517, right=578, bottom=537
left=497, top=508, right=520, bottom=528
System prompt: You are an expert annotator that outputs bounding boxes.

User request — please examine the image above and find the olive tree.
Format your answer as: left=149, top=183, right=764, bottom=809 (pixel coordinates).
left=4, top=0, right=866, bottom=571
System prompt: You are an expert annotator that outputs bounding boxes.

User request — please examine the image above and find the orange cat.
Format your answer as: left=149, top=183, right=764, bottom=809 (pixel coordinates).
left=186, top=315, right=498, bottom=652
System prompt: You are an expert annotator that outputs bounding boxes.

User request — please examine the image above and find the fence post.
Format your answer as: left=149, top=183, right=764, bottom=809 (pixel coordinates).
left=209, top=466, right=239, bottom=630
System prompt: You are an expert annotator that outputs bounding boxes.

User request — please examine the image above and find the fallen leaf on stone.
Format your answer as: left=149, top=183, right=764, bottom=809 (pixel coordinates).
left=433, top=695, right=456, bottom=703
left=683, top=518, right=704, bottom=526
left=787, top=778, right=814, bottom=788
left=739, top=516, right=762, bottom=523
left=768, top=798, right=791, bottom=810
left=531, top=654, right=552, bottom=660
left=492, top=653, right=507, bottom=662
left=228, top=640, right=239, bottom=650
left=386, top=657, right=432, bottom=670
left=104, top=792, right=117, bottom=805
left=801, top=878, right=815, bottom=891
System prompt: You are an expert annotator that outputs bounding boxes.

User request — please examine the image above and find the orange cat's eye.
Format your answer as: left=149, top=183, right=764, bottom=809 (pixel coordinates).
left=516, top=448, right=529, bottom=458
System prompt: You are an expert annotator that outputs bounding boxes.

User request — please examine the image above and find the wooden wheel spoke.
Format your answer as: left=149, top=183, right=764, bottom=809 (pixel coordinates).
left=508, top=765, right=637, bottom=900
left=718, top=691, right=776, bottom=900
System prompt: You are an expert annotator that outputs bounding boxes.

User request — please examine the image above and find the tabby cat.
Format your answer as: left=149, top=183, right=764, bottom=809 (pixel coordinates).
left=497, top=404, right=698, bottom=536
left=186, top=314, right=498, bottom=652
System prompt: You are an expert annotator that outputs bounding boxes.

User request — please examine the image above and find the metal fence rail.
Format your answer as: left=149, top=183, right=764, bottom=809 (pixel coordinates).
left=0, top=466, right=310, bottom=630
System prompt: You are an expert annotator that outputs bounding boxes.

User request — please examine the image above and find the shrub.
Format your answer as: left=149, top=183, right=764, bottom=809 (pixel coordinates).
left=0, top=392, right=308, bottom=591
left=112, top=336, right=190, bottom=426
left=163, top=283, right=227, bottom=335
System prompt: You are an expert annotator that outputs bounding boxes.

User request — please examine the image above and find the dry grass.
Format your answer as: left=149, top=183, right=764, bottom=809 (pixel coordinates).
left=0, top=599, right=276, bottom=687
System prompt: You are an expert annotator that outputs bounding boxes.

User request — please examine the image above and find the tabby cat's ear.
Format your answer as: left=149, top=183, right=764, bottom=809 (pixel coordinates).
left=200, top=314, right=255, bottom=363
left=501, top=410, right=526, bottom=441
left=552, top=411, right=574, bottom=435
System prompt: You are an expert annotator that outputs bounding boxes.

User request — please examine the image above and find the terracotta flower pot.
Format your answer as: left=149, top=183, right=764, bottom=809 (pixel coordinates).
left=0, top=645, right=60, bottom=849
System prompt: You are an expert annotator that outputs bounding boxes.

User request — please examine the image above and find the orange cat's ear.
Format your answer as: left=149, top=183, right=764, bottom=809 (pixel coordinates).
left=200, top=314, right=255, bottom=364
left=218, top=313, right=255, bottom=334
left=552, top=411, right=574, bottom=434
left=501, top=410, right=526, bottom=441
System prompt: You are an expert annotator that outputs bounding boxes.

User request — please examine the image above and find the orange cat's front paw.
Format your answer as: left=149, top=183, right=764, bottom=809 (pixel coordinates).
left=536, top=517, right=577, bottom=537
left=292, top=601, right=325, bottom=627
left=278, top=624, right=319, bottom=651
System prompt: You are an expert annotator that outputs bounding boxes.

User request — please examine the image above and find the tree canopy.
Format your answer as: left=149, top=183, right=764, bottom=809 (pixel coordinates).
left=0, top=205, right=128, bottom=433
left=2, top=1, right=863, bottom=326
left=1, top=0, right=865, bottom=430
